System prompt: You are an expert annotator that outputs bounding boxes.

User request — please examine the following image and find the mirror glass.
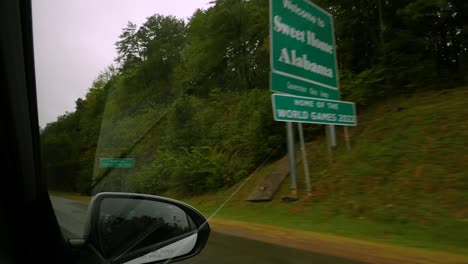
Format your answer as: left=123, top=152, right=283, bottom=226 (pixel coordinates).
left=98, top=197, right=197, bottom=262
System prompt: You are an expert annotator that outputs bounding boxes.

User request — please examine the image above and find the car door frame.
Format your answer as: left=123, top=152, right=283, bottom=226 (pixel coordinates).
left=0, top=0, right=71, bottom=263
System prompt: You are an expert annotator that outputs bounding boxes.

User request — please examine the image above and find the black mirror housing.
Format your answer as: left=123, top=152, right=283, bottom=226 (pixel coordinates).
left=80, top=192, right=210, bottom=264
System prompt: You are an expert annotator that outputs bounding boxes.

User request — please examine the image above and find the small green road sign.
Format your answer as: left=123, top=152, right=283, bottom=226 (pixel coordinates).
left=272, top=93, right=356, bottom=126
left=270, top=0, right=339, bottom=98
left=99, top=158, right=135, bottom=168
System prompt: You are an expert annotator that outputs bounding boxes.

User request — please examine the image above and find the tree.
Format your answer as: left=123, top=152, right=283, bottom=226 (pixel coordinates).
left=180, top=0, right=269, bottom=96
left=40, top=1, right=468, bottom=195
left=115, top=22, right=143, bottom=70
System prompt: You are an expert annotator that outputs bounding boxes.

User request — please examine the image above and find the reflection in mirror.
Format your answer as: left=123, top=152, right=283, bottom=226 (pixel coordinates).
left=98, top=198, right=196, bottom=261
left=124, top=233, right=198, bottom=264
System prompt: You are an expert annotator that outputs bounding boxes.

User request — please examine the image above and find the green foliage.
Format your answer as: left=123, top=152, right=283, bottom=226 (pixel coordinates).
left=154, top=89, right=283, bottom=195
left=180, top=0, right=269, bottom=96
left=167, top=147, right=245, bottom=195
left=340, top=67, right=386, bottom=106
left=318, top=0, right=468, bottom=91
left=130, top=146, right=250, bottom=196
left=165, top=96, right=202, bottom=150
left=41, top=1, right=468, bottom=197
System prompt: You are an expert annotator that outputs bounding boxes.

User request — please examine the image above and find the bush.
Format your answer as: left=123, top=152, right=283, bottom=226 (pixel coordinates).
left=340, top=67, right=386, bottom=107
left=130, top=89, right=285, bottom=196
left=132, top=147, right=248, bottom=196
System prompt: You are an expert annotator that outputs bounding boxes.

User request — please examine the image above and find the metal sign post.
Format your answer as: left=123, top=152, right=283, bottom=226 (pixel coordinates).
left=286, top=122, right=297, bottom=195
left=298, top=123, right=311, bottom=194
left=328, top=124, right=337, bottom=146
left=121, top=169, right=124, bottom=192
left=344, top=126, right=351, bottom=150
left=325, top=125, right=333, bottom=164
left=326, top=124, right=336, bottom=164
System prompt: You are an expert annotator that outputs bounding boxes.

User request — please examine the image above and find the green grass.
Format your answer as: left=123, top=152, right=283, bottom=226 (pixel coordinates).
left=186, top=204, right=468, bottom=255
left=180, top=182, right=468, bottom=255
left=174, top=87, right=468, bottom=255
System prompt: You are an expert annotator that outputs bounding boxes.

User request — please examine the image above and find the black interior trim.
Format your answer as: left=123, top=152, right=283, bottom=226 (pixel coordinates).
left=0, top=0, right=70, bottom=263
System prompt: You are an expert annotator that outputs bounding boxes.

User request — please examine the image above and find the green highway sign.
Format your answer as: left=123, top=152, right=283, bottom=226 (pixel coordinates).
left=272, top=93, right=356, bottom=126
left=100, top=158, right=135, bottom=168
left=270, top=0, right=339, bottom=98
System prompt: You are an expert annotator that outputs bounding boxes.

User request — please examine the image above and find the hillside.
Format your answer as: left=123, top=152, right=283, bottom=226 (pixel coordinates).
left=174, top=87, right=468, bottom=255
left=39, top=0, right=468, bottom=256
left=50, top=87, right=468, bottom=256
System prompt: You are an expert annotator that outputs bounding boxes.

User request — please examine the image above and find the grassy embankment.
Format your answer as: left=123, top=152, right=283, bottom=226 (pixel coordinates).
left=51, top=87, right=468, bottom=256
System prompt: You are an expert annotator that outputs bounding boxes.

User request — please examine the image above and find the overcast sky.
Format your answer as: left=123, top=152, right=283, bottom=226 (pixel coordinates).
left=32, top=0, right=212, bottom=127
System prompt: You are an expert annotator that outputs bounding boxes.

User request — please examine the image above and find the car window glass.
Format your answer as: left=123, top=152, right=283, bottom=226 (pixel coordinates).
left=33, top=0, right=468, bottom=263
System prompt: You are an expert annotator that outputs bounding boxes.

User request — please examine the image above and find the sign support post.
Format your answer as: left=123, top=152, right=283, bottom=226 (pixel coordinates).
left=328, top=125, right=337, bottom=146
left=325, top=125, right=333, bottom=164
left=326, top=124, right=336, bottom=164
left=286, top=122, right=297, bottom=195
left=298, top=123, right=311, bottom=194
left=121, top=169, right=124, bottom=192
left=344, top=126, right=351, bottom=150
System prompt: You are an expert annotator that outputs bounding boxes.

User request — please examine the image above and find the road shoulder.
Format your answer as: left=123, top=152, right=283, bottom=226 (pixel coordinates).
left=209, top=218, right=468, bottom=264
left=49, top=193, right=468, bottom=263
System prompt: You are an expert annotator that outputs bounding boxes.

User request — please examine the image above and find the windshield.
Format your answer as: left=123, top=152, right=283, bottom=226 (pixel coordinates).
left=33, top=0, right=468, bottom=263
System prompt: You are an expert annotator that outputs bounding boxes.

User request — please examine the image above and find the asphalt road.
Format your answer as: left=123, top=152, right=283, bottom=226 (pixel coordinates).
left=50, top=196, right=88, bottom=238
left=50, top=196, right=363, bottom=264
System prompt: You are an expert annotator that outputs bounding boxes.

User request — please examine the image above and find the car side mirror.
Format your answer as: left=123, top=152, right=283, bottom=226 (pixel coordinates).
left=75, top=192, right=210, bottom=264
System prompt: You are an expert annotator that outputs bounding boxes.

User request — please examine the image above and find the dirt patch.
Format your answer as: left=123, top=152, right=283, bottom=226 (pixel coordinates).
left=290, top=194, right=318, bottom=213
left=209, top=218, right=468, bottom=264
left=414, top=165, right=425, bottom=178
left=439, top=124, right=450, bottom=131
left=460, top=155, right=468, bottom=164
left=455, top=207, right=468, bottom=219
